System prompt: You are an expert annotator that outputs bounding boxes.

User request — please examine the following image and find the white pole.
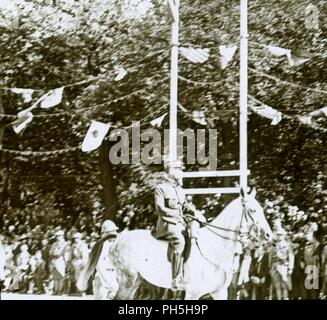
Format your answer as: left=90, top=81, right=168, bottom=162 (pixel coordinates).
left=239, top=0, right=248, bottom=192
left=169, top=0, right=180, bottom=162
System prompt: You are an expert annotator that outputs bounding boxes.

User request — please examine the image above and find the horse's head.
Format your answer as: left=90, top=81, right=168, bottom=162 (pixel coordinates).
left=240, top=187, right=274, bottom=243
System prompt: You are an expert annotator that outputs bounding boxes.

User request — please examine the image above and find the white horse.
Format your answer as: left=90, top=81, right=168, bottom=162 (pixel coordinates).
left=109, top=189, right=273, bottom=300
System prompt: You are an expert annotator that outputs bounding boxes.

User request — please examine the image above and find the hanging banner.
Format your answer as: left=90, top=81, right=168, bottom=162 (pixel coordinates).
left=40, top=87, right=64, bottom=108
left=81, top=120, right=110, bottom=152
left=219, top=45, right=238, bottom=70
left=180, top=47, right=210, bottom=64
left=11, top=88, right=34, bottom=103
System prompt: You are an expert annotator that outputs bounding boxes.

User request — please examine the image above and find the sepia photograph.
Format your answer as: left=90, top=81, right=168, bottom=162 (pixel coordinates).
left=0, top=0, right=326, bottom=302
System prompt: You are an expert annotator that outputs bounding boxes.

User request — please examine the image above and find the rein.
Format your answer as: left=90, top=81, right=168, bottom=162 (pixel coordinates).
left=190, top=201, right=261, bottom=270
left=185, top=200, right=260, bottom=243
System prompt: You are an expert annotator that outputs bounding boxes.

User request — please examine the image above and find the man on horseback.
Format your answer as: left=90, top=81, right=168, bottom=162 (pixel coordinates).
left=153, top=159, right=205, bottom=291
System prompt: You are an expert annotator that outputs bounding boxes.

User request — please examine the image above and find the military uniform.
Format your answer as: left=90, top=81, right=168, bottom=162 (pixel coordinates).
left=154, top=176, right=186, bottom=255
left=70, top=236, right=89, bottom=294
left=49, top=231, right=68, bottom=295
left=93, top=239, right=119, bottom=300
left=78, top=220, right=119, bottom=300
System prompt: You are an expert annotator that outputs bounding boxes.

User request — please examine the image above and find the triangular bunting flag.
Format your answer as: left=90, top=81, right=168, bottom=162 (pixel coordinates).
left=287, top=54, right=310, bottom=67
left=150, top=113, right=167, bottom=127
left=81, top=121, right=110, bottom=152
left=219, top=45, right=238, bottom=70
left=40, top=87, right=64, bottom=109
left=266, top=45, right=291, bottom=58
left=297, top=115, right=312, bottom=125
left=11, top=88, right=34, bottom=103
left=12, top=112, right=33, bottom=134
left=271, top=112, right=283, bottom=125
left=252, top=105, right=283, bottom=126
left=180, top=47, right=210, bottom=64
left=114, top=67, right=127, bottom=81
left=192, top=111, right=207, bottom=125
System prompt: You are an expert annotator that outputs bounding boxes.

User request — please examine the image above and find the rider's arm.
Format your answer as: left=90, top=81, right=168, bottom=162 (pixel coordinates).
left=154, top=186, right=180, bottom=218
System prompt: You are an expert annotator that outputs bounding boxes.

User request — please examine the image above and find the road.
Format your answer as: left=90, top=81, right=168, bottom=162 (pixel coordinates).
left=1, top=292, right=94, bottom=300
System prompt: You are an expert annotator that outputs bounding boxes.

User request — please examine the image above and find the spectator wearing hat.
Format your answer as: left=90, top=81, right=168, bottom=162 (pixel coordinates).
left=28, top=250, right=46, bottom=294
left=69, top=232, right=89, bottom=295
left=1, top=236, right=14, bottom=292
left=12, top=243, right=31, bottom=293
left=78, top=219, right=119, bottom=300
left=270, top=221, right=294, bottom=300
left=49, top=230, right=69, bottom=295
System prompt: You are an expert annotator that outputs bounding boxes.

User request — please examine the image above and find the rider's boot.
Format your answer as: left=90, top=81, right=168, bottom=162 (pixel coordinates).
left=171, top=252, right=185, bottom=291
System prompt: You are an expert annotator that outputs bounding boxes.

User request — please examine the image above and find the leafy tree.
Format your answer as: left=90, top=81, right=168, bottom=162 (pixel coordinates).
left=0, top=0, right=326, bottom=241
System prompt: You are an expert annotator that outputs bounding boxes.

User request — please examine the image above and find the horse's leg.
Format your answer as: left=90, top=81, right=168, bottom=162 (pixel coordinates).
left=115, top=274, right=142, bottom=300
left=211, top=287, right=228, bottom=300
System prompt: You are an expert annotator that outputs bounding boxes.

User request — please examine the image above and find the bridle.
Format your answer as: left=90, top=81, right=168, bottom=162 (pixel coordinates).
left=185, top=200, right=265, bottom=270
left=185, top=199, right=263, bottom=243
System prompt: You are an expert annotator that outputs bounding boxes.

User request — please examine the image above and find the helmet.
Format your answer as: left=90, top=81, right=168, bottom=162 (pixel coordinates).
left=55, top=230, right=65, bottom=237
left=101, top=220, right=118, bottom=235
left=73, top=232, right=82, bottom=240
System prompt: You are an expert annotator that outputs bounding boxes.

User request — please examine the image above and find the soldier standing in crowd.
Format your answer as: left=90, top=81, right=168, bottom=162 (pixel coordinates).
left=78, top=220, right=119, bottom=300
left=249, top=243, right=271, bottom=300
left=321, top=235, right=327, bottom=298
left=70, top=232, right=89, bottom=295
left=303, top=225, right=321, bottom=299
left=49, top=230, right=68, bottom=295
left=28, top=250, right=46, bottom=294
left=270, top=221, right=294, bottom=300
left=0, top=236, right=5, bottom=290
left=291, top=242, right=306, bottom=299
left=13, top=244, right=31, bottom=293
left=1, top=236, right=14, bottom=292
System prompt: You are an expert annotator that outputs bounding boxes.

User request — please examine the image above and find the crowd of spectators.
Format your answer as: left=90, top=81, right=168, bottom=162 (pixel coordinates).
left=0, top=207, right=103, bottom=296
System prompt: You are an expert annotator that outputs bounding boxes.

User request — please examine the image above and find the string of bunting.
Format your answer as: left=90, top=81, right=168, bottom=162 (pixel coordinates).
left=249, top=68, right=327, bottom=95
left=250, top=41, right=326, bottom=59
left=0, top=146, right=81, bottom=156
left=0, top=76, right=169, bottom=134
left=178, top=74, right=238, bottom=86
left=249, top=95, right=327, bottom=132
